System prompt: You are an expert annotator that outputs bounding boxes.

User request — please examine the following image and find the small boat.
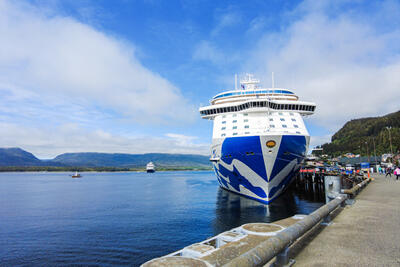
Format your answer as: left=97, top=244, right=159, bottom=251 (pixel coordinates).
left=146, top=162, right=155, bottom=173
left=71, top=171, right=82, bottom=178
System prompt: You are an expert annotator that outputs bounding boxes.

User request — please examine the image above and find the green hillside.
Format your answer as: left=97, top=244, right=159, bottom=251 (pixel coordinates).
left=51, top=152, right=210, bottom=168
left=0, top=147, right=211, bottom=170
left=321, top=111, right=400, bottom=157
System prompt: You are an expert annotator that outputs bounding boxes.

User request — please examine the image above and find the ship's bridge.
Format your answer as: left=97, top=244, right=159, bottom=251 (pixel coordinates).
left=200, top=74, right=315, bottom=119
left=199, top=99, right=316, bottom=119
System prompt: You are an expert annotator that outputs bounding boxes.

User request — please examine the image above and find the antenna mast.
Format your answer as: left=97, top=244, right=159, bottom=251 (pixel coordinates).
left=235, top=74, right=237, bottom=90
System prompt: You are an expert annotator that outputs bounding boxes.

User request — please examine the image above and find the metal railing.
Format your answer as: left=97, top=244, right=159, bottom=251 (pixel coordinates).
left=342, top=178, right=371, bottom=197
left=223, top=195, right=347, bottom=267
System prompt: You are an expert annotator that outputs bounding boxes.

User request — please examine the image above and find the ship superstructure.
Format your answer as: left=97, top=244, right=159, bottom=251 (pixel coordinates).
left=199, top=74, right=316, bottom=203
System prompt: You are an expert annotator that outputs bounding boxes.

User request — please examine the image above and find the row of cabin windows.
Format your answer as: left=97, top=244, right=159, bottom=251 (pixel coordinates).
left=221, top=125, right=250, bottom=130
left=222, top=119, right=249, bottom=124
left=222, top=113, right=249, bottom=118
left=221, top=124, right=300, bottom=131
left=270, top=118, right=296, bottom=122
left=200, top=101, right=315, bottom=115
left=269, top=124, right=299, bottom=128
left=222, top=119, right=298, bottom=126
left=223, top=118, right=294, bottom=124
left=221, top=130, right=301, bottom=137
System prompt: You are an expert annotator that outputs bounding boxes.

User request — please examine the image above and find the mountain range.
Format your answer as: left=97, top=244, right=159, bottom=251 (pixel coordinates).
left=0, top=148, right=210, bottom=168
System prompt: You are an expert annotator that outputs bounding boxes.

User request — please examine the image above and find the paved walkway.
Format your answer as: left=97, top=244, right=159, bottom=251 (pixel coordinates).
left=292, top=174, right=400, bottom=266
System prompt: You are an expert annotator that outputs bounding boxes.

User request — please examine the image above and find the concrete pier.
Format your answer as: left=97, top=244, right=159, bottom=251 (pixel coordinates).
left=142, top=173, right=400, bottom=266
left=292, top=174, right=400, bottom=266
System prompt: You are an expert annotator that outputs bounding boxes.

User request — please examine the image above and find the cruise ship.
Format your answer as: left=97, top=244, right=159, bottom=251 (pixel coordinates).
left=199, top=74, right=316, bottom=204
left=146, top=162, right=155, bottom=173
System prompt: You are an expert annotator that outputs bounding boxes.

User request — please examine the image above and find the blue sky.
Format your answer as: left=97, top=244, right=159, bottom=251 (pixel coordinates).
left=0, top=0, right=399, bottom=158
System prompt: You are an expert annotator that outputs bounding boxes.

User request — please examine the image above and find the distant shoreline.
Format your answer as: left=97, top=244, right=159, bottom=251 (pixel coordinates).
left=0, top=166, right=212, bottom=172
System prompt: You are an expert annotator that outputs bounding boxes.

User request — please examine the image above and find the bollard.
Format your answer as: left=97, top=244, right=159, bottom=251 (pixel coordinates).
left=324, top=176, right=342, bottom=203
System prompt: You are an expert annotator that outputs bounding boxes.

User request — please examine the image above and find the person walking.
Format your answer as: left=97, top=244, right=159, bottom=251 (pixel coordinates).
left=395, top=167, right=400, bottom=180
left=386, top=167, right=392, bottom=178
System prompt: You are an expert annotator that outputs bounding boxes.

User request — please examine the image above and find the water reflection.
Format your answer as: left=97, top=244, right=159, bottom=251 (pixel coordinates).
left=212, top=186, right=324, bottom=235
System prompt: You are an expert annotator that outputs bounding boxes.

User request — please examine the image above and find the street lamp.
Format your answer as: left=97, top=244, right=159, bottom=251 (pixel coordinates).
left=365, top=141, right=370, bottom=163
left=386, top=126, right=393, bottom=158
left=372, top=137, right=378, bottom=170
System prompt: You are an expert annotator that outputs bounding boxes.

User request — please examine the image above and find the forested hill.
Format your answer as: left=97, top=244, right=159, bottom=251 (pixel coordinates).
left=51, top=152, right=210, bottom=168
left=0, top=148, right=43, bottom=166
left=321, top=110, right=400, bottom=157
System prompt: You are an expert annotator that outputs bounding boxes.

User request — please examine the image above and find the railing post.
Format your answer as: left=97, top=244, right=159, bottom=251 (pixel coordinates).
left=324, top=175, right=342, bottom=203
left=321, top=213, right=332, bottom=226
left=273, top=246, right=295, bottom=267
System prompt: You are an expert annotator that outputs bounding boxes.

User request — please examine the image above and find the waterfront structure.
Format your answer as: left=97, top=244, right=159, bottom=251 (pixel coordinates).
left=146, top=162, right=155, bottom=173
left=199, top=74, right=316, bottom=203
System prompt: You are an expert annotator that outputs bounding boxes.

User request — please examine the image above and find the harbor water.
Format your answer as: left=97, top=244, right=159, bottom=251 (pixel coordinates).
left=0, top=171, right=324, bottom=266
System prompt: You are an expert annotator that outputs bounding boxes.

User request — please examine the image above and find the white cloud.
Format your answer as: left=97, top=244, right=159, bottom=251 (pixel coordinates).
left=247, top=16, right=268, bottom=34
left=211, top=10, right=241, bottom=36
left=0, top=0, right=195, bottom=124
left=249, top=0, right=400, bottom=132
left=193, top=41, right=229, bottom=65
left=0, top=122, right=209, bottom=158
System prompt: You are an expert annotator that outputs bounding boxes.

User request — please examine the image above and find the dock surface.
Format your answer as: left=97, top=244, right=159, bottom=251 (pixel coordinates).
left=293, top=174, right=400, bottom=266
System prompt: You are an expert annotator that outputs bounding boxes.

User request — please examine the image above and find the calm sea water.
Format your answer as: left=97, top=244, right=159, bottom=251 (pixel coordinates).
left=0, top=171, right=323, bottom=266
